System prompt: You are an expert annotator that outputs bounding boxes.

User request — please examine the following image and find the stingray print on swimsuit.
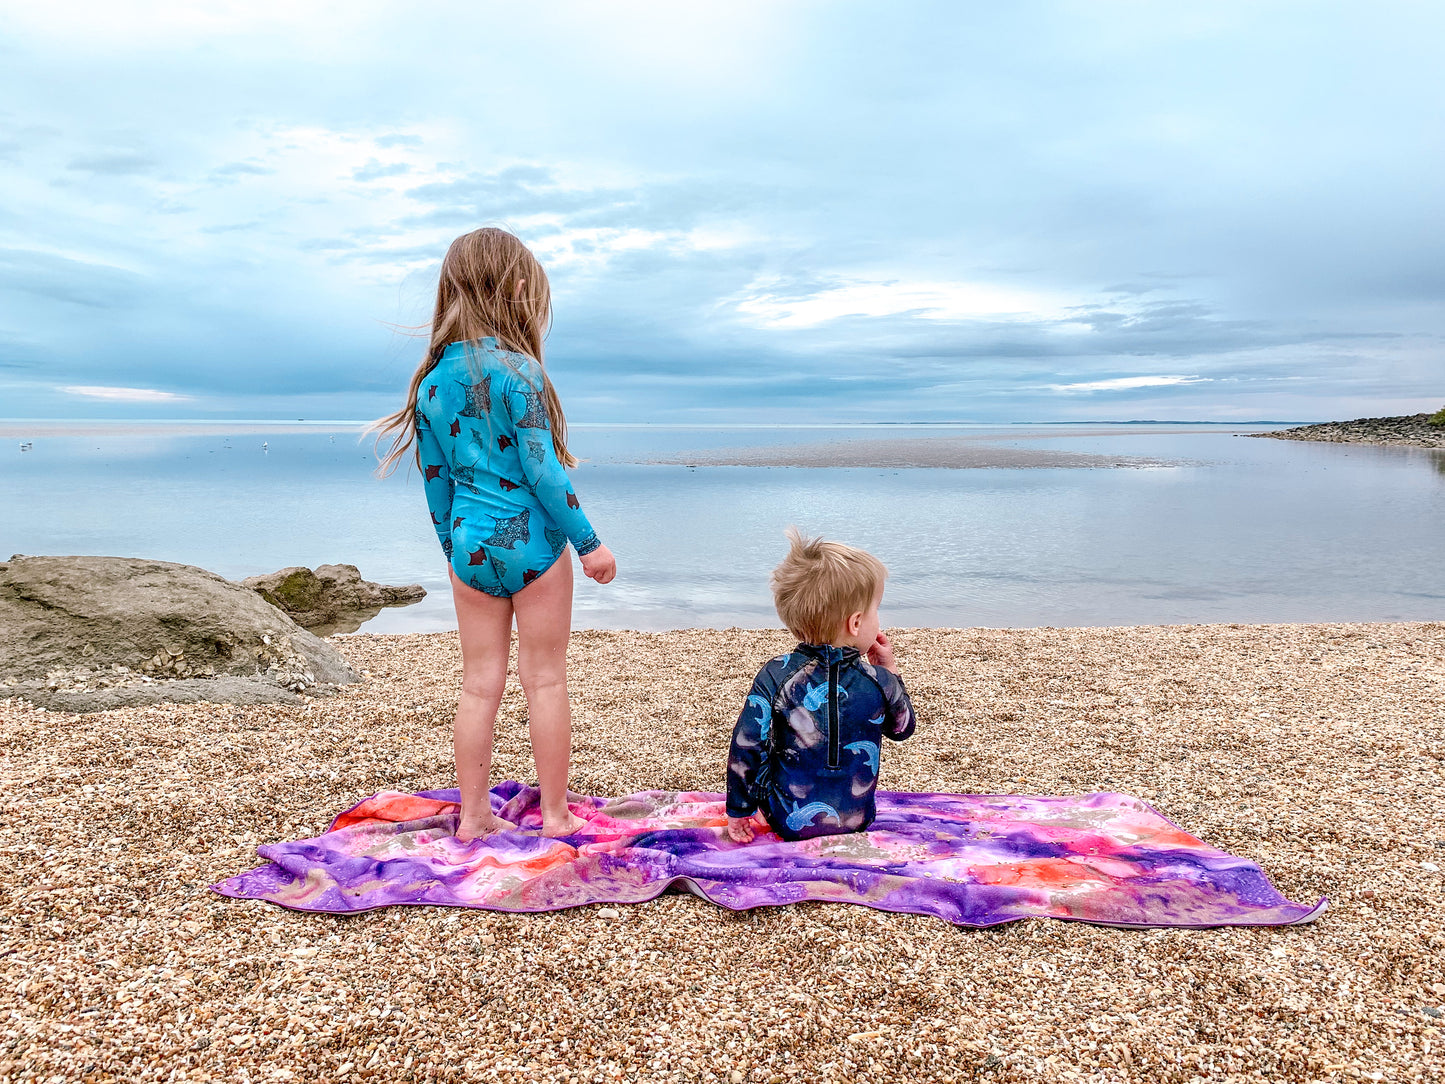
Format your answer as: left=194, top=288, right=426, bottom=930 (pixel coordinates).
left=415, top=338, right=599, bottom=598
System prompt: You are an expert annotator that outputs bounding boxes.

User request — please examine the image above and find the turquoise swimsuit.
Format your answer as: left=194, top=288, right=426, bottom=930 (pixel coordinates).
left=416, top=338, right=601, bottom=597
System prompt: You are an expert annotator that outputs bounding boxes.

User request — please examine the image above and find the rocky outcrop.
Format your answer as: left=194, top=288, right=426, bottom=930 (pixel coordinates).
left=0, top=555, right=358, bottom=712
left=1250, top=413, right=1445, bottom=448
left=241, top=564, right=425, bottom=634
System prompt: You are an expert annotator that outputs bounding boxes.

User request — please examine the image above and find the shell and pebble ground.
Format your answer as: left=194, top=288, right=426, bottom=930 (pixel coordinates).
left=2, top=621, right=1443, bottom=1083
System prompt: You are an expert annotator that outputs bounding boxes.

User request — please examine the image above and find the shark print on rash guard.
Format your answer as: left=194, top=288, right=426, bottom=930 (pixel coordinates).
left=727, top=643, right=916, bottom=841
left=416, top=338, right=600, bottom=598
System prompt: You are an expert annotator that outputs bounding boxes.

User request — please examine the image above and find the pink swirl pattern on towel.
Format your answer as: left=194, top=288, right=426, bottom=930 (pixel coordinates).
left=211, top=781, right=1326, bottom=928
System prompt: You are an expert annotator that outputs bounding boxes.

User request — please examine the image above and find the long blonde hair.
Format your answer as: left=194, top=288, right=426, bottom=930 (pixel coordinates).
left=372, top=227, right=576, bottom=475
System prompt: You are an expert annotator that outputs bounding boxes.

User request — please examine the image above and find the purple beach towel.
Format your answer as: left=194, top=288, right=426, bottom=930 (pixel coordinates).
left=212, top=781, right=1326, bottom=928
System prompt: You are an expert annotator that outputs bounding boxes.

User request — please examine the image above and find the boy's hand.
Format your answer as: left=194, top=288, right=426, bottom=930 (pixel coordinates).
left=579, top=543, right=616, bottom=584
left=726, top=816, right=757, bottom=844
left=867, top=631, right=898, bottom=673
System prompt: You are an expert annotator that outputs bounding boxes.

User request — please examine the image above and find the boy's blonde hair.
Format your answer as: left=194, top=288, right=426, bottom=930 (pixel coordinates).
left=771, top=527, right=887, bottom=645
left=372, top=227, right=574, bottom=476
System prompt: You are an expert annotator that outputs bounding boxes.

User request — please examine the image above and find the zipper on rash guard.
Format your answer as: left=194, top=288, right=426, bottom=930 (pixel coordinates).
left=827, top=660, right=840, bottom=768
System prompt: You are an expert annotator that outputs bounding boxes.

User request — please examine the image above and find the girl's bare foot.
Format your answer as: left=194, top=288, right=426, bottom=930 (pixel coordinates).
left=541, top=808, right=588, bottom=837
left=455, top=812, right=512, bottom=842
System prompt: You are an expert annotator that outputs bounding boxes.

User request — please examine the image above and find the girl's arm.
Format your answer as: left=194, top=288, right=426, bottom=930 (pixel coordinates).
left=416, top=407, right=455, bottom=558
left=502, top=375, right=601, bottom=556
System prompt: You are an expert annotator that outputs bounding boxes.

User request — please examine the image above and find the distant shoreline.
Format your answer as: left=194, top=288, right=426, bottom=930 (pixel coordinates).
left=1249, top=413, right=1444, bottom=449
left=0, top=420, right=370, bottom=438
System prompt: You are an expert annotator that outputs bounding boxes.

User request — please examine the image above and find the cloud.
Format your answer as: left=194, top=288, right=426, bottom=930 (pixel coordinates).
left=1046, top=375, right=1212, bottom=393
left=209, top=161, right=275, bottom=183
left=0, top=331, right=41, bottom=369
left=199, top=221, right=262, bottom=234
left=0, top=248, right=142, bottom=308
left=401, top=166, right=754, bottom=241
left=65, top=151, right=156, bottom=175
left=298, top=237, right=361, bottom=252
left=403, top=165, right=600, bottom=225
left=61, top=385, right=192, bottom=402
left=732, top=275, right=1072, bottom=328
left=2, top=4, right=1443, bottom=422
left=352, top=159, right=411, bottom=182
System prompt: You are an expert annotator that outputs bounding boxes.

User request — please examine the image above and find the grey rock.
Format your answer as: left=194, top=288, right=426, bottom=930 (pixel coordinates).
left=0, top=555, right=357, bottom=712
left=1250, top=413, right=1445, bottom=449
left=241, top=563, right=425, bottom=634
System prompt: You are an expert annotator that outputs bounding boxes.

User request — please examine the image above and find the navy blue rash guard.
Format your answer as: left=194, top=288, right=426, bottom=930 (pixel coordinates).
left=726, top=643, right=917, bottom=841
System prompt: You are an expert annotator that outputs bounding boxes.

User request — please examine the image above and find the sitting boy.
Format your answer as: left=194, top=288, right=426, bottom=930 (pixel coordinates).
left=726, top=528, right=916, bottom=843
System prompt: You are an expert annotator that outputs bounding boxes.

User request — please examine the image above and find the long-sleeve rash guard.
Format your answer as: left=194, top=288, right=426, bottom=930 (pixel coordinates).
left=726, top=642, right=916, bottom=841
left=415, top=337, right=599, bottom=597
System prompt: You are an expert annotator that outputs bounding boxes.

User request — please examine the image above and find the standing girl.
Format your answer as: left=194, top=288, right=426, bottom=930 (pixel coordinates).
left=374, top=228, right=616, bottom=840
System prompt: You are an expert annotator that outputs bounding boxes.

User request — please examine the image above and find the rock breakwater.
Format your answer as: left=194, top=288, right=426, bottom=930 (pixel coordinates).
left=1251, top=412, right=1444, bottom=448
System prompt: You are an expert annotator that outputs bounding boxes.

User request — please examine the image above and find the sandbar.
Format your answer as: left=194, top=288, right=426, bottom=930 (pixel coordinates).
left=652, top=435, right=1177, bottom=469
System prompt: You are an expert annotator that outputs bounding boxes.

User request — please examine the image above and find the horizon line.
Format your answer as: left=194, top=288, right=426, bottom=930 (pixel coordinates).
left=0, top=417, right=1313, bottom=428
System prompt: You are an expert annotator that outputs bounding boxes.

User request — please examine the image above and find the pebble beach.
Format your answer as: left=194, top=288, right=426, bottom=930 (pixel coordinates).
left=3, top=620, right=1443, bottom=1083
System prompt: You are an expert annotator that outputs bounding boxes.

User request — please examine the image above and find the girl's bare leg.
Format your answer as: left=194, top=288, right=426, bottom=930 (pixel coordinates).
left=449, top=567, right=515, bottom=841
left=512, top=554, right=587, bottom=837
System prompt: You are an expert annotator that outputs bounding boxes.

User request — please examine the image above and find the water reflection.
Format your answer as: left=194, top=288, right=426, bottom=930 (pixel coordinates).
left=308, top=598, right=425, bottom=637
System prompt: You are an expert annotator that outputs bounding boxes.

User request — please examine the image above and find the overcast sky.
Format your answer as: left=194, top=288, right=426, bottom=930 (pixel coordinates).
left=2, top=1, right=1441, bottom=423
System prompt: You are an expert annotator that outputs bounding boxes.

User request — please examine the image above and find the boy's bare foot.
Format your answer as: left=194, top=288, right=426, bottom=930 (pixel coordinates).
left=455, top=813, right=512, bottom=842
left=541, top=808, right=588, bottom=837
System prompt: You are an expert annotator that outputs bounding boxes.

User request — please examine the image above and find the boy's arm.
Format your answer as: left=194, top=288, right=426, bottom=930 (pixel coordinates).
left=502, top=372, right=601, bottom=556
left=726, top=814, right=759, bottom=843
left=726, top=670, right=777, bottom=819
left=416, top=407, right=454, bottom=558
left=877, top=667, right=917, bottom=742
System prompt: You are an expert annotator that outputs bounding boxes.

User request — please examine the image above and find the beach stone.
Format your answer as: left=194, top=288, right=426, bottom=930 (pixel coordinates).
left=242, top=563, right=425, bottom=633
left=0, top=555, right=357, bottom=711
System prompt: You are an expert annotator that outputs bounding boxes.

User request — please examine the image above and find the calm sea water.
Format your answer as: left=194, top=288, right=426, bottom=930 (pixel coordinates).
left=2, top=421, right=1442, bottom=632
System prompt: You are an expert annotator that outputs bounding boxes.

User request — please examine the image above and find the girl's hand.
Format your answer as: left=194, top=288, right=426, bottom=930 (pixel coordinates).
left=726, top=816, right=757, bottom=844
left=579, top=543, right=616, bottom=584
left=867, top=631, right=898, bottom=673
